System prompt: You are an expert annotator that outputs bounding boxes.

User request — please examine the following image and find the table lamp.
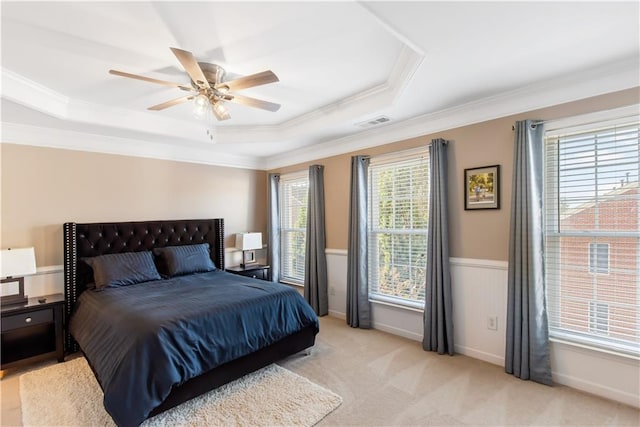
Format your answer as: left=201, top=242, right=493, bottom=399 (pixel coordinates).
left=0, top=247, right=36, bottom=306
left=235, top=233, right=262, bottom=268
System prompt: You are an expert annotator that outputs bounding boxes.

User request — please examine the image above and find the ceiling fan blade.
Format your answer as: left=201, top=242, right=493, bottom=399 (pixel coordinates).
left=217, top=70, right=279, bottom=91
left=211, top=102, right=231, bottom=121
left=148, top=95, right=194, bottom=111
left=170, top=47, right=210, bottom=89
left=109, top=70, right=193, bottom=92
left=228, top=94, right=281, bottom=112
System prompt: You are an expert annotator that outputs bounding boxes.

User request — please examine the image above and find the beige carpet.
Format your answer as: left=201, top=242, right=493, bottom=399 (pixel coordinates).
left=4, top=317, right=637, bottom=426
left=20, top=357, right=342, bottom=426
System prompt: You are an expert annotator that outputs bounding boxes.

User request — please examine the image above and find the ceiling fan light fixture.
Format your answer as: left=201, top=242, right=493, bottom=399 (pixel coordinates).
left=212, top=102, right=230, bottom=120
left=194, top=93, right=208, bottom=107
left=193, top=94, right=209, bottom=118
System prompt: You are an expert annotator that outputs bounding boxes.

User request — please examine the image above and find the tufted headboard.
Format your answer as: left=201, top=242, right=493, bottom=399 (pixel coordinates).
left=63, top=218, right=224, bottom=351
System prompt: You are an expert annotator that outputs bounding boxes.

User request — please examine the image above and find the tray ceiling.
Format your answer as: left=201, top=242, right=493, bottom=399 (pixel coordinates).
left=1, top=1, right=638, bottom=169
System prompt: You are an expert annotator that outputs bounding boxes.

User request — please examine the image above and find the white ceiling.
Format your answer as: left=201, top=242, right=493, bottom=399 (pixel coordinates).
left=2, top=1, right=639, bottom=169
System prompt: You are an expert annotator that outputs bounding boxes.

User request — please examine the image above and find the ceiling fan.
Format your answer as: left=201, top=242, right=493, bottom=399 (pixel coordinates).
left=109, top=47, right=280, bottom=121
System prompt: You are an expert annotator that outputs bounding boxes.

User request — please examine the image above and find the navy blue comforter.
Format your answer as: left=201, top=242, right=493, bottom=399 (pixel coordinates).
left=69, top=270, right=319, bottom=427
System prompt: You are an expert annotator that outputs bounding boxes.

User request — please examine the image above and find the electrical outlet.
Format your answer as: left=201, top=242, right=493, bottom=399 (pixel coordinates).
left=487, top=316, right=498, bottom=331
left=329, top=286, right=336, bottom=296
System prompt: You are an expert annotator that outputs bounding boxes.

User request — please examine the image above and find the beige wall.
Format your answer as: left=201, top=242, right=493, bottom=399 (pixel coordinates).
left=1, top=145, right=267, bottom=266
left=270, top=88, right=640, bottom=261
left=2, top=88, right=637, bottom=266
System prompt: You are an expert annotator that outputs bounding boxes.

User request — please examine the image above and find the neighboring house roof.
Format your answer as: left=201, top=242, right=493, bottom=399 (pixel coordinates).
left=560, top=181, right=638, bottom=221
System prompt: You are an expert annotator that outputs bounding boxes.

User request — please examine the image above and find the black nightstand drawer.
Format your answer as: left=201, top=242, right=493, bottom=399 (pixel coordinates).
left=1, top=308, right=53, bottom=332
left=226, top=264, right=271, bottom=281
left=245, top=269, right=266, bottom=280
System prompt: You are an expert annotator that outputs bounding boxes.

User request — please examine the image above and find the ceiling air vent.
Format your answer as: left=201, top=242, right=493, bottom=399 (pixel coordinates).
left=356, top=115, right=391, bottom=128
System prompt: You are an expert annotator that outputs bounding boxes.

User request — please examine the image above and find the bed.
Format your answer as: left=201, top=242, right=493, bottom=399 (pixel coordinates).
left=63, top=218, right=319, bottom=427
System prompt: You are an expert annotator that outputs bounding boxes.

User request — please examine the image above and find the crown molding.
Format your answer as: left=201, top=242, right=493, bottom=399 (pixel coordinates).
left=387, top=43, right=424, bottom=96
left=264, top=58, right=640, bottom=169
left=0, top=122, right=263, bottom=170
left=358, top=2, right=424, bottom=52
left=1, top=67, right=70, bottom=117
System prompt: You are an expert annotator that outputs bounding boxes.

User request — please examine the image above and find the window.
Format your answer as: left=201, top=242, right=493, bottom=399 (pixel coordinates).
left=544, top=113, right=639, bottom=356
left=589, top=301, right=610, bottom=335
left=279, top=172, right=308, bottom=284
left=367, top=148, right=430, bottom=309
left=588, top=242, right=609, bottom=274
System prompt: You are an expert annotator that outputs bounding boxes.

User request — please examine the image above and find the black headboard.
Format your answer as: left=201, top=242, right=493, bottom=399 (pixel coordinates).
left=63, top=218, right=224, bottom=351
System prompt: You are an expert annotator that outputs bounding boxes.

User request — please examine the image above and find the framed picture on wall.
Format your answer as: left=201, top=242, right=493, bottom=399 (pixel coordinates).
left=464, top=165, right=500, bottom=210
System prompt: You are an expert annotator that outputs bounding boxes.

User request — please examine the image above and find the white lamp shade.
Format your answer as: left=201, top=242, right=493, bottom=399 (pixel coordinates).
left=0, top=247, right=37, bottom=278
left=235, top=233, right=263, bottom=251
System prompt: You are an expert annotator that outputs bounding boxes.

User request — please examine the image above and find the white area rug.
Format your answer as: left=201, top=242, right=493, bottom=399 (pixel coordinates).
left=20, top=357, right=342, bottom=426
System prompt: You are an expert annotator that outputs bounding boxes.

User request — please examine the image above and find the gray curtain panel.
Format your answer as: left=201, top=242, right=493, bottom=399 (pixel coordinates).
left=423, top=138, right=454, bottom=355
left=267, top=173, right=281, bottom=283
left=347, top=155, right=371, bottom=328
left=304, top=165, right=328, bottom=316
left=505, top=120, right=553, bottom=385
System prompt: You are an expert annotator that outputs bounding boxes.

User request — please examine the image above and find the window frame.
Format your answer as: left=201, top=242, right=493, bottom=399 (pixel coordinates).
left=543, top=107, right=640, bottom=358
left=278, top=171, right=309, bottom=286
left=366, top=147, right=430, bottom=309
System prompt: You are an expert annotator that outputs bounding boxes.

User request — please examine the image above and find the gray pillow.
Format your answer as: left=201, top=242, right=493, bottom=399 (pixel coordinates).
left=82, top=251, right=161, bottom=289
left=153, top=244, right=216, bottom=277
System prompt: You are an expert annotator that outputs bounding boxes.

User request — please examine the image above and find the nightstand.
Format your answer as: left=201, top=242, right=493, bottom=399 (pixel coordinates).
left=226, top=264, right=271, bottom=281
left=1, top=293, right=65, bottom=369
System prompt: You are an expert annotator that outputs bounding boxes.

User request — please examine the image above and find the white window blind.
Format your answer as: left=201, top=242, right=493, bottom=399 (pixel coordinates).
left=544, top=117, right=640, bottom=356
left=279, top=172, right=308, bottom=284
left=368, top=148, right=430, bottom=308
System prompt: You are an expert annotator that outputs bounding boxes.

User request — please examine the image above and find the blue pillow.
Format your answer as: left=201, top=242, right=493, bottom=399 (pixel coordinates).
left=153, top=244, right=216, bottom=277
left=82, top=251, right=161, bottom=289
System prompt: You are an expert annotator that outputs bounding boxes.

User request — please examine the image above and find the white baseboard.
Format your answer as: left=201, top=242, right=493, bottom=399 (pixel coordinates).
left=552, top=371, right=640, bottom=408
left=327, top=310, right=423, bottom=342
left=328, top=310, right=346, bottom=320
left=454, top=344, right=505, bottom=367
left=372, top=321, right=422, bottom=342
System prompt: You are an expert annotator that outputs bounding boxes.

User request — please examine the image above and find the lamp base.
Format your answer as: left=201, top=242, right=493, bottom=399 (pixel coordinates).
left=1, top=277, right=29, bottom=306
left=240, top=250, right=257, bottom=268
